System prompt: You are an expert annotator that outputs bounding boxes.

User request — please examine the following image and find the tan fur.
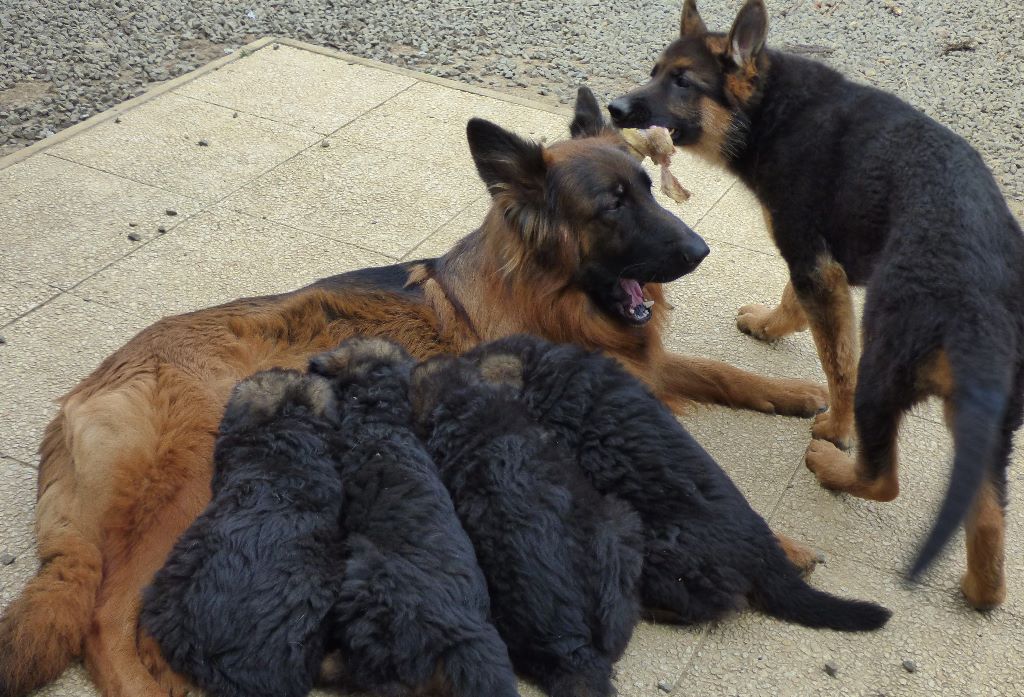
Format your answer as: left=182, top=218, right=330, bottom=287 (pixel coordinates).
left=799, top=257, right=858, bottom=449
left=0, top=136, right=827, bottom=697
left=961, top=479, right=1007, bottom=609
left=477, top=354, right=525, bottom=389
left=775, top=532, right=823, bottom=575
left=804, top=439, right=900, bottom=502
left=737, top=281, right=809, bottom=341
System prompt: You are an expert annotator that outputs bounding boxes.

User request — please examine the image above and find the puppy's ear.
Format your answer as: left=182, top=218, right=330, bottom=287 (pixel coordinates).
left=680, top=0, right=707, bottom=37
left=308, top=346, right=351, bottom=379
left=570, top=86, right=607, bottom=139
left=726, top=0, right=768, bottom=67
left=478, top=354, right=524, bottom=390
left=467, top=118, right=547, bottom=203
left=409, top=356, right=456, bottom=420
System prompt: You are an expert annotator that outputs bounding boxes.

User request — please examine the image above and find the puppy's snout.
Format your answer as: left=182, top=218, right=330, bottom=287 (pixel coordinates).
left=607, top=98, right=632, bottom=123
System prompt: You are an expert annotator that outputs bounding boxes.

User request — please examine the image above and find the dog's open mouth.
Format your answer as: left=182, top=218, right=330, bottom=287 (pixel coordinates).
left=617, top=278, right=654, bottom=324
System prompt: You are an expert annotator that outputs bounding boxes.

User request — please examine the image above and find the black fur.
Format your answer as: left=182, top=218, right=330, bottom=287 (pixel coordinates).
left=610, top=0, right=1024, bottom=585
left=140, top=369, right=343, bottom=697
left=410, top=355, right=644, bottom=697
left=309, top=337, right=519, bottom=697
left=465, top=335, right=891, bottom=632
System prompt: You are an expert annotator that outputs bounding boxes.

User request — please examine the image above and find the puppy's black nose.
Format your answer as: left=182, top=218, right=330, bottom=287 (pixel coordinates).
left=607, top=98, right=631, bottom=123
left=683, top=238, right=710, bottom=267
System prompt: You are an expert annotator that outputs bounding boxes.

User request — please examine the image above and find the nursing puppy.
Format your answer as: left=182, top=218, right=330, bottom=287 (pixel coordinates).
left=465, top=335, right=891, bottom=632
left=410, top=355, right=643, bottom=697
left=140, top=369, right=342, bottom=697
left=308, top=337, right=518, bottom=697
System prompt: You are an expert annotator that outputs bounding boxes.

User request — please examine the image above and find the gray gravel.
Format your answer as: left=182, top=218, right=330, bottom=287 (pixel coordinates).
left=0, top=1, right=1021, bottom=201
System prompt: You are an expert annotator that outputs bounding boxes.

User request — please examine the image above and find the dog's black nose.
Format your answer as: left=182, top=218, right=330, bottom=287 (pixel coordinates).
left=607, top=98, right=631, bottom=123
left=683, top=238, right=710, bottom=267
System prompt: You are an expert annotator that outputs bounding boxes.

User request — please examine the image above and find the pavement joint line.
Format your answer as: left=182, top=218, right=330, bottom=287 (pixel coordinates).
left=0, top=291, right=67, bottom=332
left=174, top=92, right=333, bottom=135
left=399, top=193, right=491, bottom=263
left=691, top=177, right=740, bottom=227
left=0, top=452, right=36, bottom=470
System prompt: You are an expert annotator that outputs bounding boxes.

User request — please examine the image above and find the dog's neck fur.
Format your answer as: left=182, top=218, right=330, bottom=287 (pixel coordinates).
left=421, top=207, right=667, bottom=362
left=724, top=49, right=840, bottom=189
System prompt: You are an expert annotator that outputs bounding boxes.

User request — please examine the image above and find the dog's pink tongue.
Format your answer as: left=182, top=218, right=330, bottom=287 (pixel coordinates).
left=620, top=278, right=644, bottom=308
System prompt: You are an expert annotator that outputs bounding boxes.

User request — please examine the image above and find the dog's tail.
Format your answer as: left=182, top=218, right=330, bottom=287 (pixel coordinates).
left=907, top=331, right=1015, bottom=580
left=0, top=424, right=103, bottom=696
left=752, top=544, right=891, bottom=632
left=441, top=627, right=520, bottom=697
left=541, top=647, right=615, bottom=697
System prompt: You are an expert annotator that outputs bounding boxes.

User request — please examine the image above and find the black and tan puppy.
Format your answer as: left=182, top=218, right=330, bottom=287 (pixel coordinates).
left=140, top=369, right=342, bottom=697
left=464, top=335, right=891, bottom=632
left=608, top=0, right=1024, bottom=607
left=410, top=355, right=643, bottom=697
left=308, top=337, right=519, bottom=697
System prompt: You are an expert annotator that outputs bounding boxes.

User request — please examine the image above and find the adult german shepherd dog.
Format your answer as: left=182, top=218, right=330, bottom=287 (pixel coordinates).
left=608, top=0, right=1024, bottom=608
left=0, top=89, right=826, bottom=697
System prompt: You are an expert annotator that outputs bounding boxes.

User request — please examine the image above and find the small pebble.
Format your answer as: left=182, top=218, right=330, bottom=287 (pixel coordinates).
left=0, top=553, right=16, bottom=566
left=198, top=139, right=209, bottom=146
left=114, top=116, right=121, bottom=124
left=165, top=209, right=177, bottom=217
left=902, top=659, right=917, bottom=674
left=320, top=140, right=330, bottom=148
left=657, top=679, right=673, bottom=693
left=232, top=112, right=239, bottom=118
left=128, top=221, right=137, bottom=227
left=0, top=336, right=6, bottom=345
left=273, top=43, right=280, bottom=50
left=157, top=226, right=167, bottom=234
left=824, top=661, right=840, bottom=678
left=127, top=231, right=141, bottom=242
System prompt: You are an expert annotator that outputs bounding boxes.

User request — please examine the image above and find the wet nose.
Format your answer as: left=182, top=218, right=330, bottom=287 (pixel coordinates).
left=607, top=98, right=632, bottom=123
left=683, top=237, right=710, bottom=267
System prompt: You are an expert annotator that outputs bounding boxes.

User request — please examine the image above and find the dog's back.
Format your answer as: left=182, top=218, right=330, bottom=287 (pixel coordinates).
left=309, top=338, right=519, bottom=697
left=140, top=369, right=342, bottom=697
left=412, top=355, right=644, bottom=697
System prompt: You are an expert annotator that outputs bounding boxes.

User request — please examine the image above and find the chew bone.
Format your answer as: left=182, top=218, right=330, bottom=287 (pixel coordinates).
left=620, top=127, right=692, bottom=203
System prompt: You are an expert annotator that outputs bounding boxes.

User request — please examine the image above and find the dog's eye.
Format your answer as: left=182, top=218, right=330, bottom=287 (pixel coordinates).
left=673, top=71, right=691, bottom=88
left=607, top=185, right=627, bottom=211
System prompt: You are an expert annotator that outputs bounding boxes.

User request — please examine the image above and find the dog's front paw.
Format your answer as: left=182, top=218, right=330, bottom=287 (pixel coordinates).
left=804, top=439, right=856, bottom=491
left=811, top=409, right=853, bottom=450
left=736, top=303, right=776, bottom=342
left=961, top=570, right=1007, bottom=611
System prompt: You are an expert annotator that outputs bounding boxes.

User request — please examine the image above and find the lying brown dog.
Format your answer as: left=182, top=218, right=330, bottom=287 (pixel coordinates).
left=0, top=87, right=826, bottom=697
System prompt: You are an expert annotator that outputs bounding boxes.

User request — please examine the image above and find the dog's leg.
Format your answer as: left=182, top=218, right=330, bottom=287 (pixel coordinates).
left=961, top=474, right=1007, bottom=610
left=805, top=343, right=903, bottom=500
left=793, top=258, right=858, bottom=449
left=653, top=352, right=827, bottom=417
left=737, top=281, right=809, bottom=342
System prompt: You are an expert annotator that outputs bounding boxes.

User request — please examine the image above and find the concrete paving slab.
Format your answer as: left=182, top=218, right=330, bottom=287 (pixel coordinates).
left=0, top=457, right=36, bottom=557
left=336, top=80, right=566, bottom=170
left=178, top=45, right=415, bottom=135
left=773, top=413, right=1024, bottom=618
left=0, top=279, right=58, bottom=328
left=0, top=294, right=144, bottom=464
left=401, top=194, right=490, bottom=261
left=73, top=207, right=391, bottom=324
left=0, top=154, right=202, bottom=290
left=47, top=94, right=321, bottom=203
left=679, top=553, right=1022, bottom=696
left=222, top=139, right=485, bottom=259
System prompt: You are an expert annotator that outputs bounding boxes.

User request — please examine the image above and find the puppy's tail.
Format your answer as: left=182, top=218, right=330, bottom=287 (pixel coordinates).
left=441, top=627, right=520, bottom=697
left=542, top=647, right=615, bottom=697
left=0, top=423, right=103, bottom=697
left=907, top=333, right=1014, bottom=580
left=753, top=546, right=890, bottom=632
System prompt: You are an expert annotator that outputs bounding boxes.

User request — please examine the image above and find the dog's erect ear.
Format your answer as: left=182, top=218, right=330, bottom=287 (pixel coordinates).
left=570, top=86, right=606, bottom=139
left=680, top=0, right=707, bottom=36
left=466, top=118, right=547, bottom=201
left=726, top=0, right=768, bottom=67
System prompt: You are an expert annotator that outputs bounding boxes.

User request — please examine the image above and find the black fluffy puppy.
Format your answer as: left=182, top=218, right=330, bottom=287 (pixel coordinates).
left=308, top=337, right=519, bottom=697
left=464, top=335, right=891, bottom=632
left=141, top=369, right=342, bottom=697
left=410, top=355, right=644, bottom=697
